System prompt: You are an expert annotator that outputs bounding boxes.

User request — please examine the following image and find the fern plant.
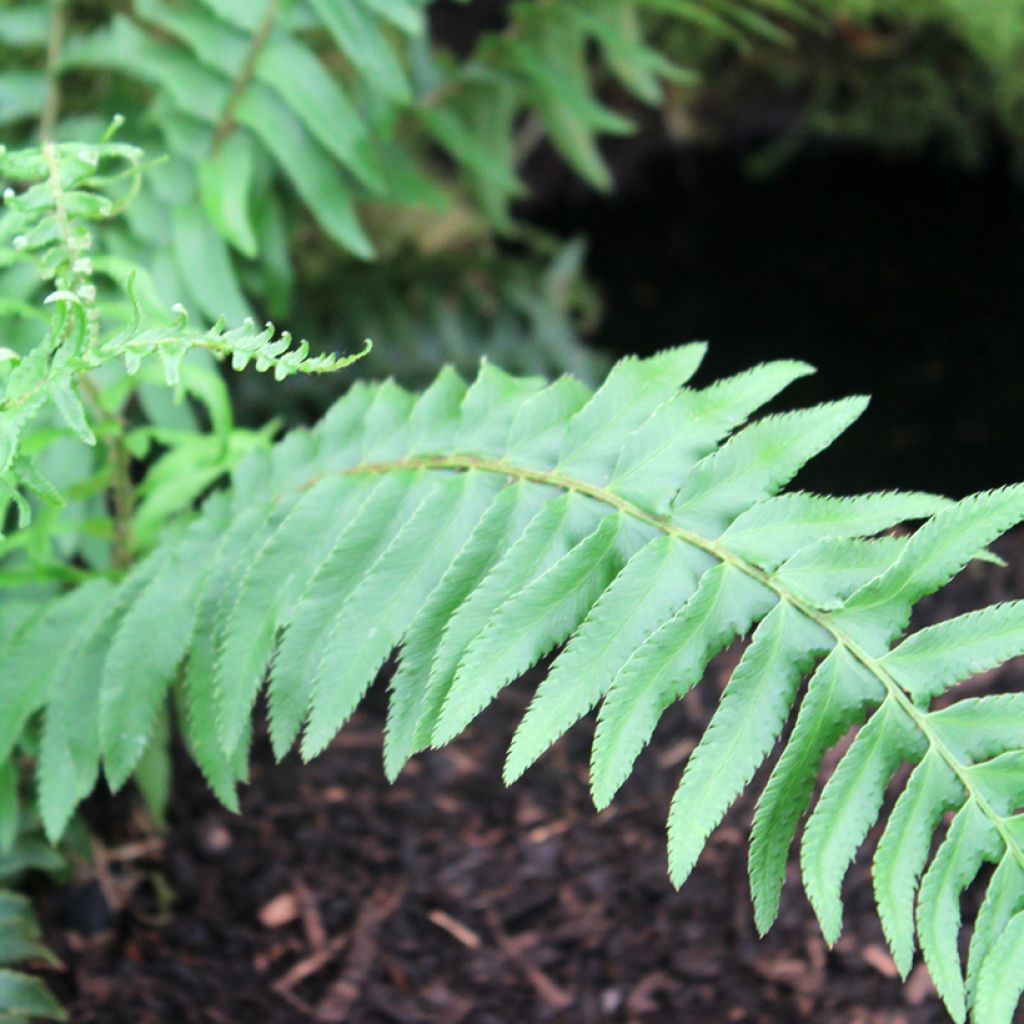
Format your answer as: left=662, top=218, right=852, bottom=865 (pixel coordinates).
left=0, top=0, right=808, bottom=328
left=5, top=322, right=1024, bottom=1020
left=0, top=129, right=371, bottom=1017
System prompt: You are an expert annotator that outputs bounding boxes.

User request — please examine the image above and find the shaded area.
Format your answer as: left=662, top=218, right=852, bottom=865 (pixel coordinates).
left=531, top=143, right=1024, bottom=497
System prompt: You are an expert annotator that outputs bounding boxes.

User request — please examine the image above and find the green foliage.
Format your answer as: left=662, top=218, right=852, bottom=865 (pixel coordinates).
left=5, top=332, right=1024, bottom=1020
left=0, top=785, right=72, bottom=1022
left=0, top=130, right=370, bottom=1011
left=0, top=136, right=367, bottom=568
left=691, top=0, right=1024, bottom=174
left=0, top=0, right=803, bottom=341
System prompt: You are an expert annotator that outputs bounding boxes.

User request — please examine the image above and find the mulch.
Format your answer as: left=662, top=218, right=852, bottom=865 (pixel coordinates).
left=29, top=534, right=1024, bottom=1024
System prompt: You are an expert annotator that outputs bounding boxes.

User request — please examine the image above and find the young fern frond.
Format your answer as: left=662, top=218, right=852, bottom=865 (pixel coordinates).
left=0, top=139, right=368, bottom=529
left=3, top=344, right=1024, bottom=1022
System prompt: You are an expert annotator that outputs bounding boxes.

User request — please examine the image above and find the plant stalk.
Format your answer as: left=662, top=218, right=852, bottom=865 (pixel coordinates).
left=212, top=0, right=281, bottom=153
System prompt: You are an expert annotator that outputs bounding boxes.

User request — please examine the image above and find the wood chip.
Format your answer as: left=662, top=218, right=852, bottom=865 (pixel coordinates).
left=485, top=908, right=574, bottom=1012
left=904, top=963, right=937, bottom=1006
left=526, top=819, right=570, bottom=844
left=656, top=738, right=696, bottom=769
left=272, top=933, right=349, bottom=996
left=258, top=892, right=299, bottom=930
left=861, top=943, right=900, bottom=979
left=428, top=910, right=482, bottom=949
left=314, top=885, right=406, bottom=1022
left=293, top=875, right=328, bottom=955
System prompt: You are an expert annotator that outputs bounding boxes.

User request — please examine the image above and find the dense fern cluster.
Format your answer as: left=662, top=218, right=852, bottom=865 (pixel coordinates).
left=4, top=344, right=1024, bottom=1021
left=0, top=136, right=369, bottom=544
left=0, top=0, right=806, bottom=324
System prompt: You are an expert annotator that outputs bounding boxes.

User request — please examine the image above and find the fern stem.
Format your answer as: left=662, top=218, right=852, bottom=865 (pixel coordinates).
left=40, top=0, right=67, bottom=143
left=327, top=452, right=1024, bottom=874
left=78, top=375, right=134, bottom=571
left=211, top=0, right=281, bottom=154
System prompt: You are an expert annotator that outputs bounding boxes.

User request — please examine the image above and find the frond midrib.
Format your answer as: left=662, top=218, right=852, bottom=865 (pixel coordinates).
left=314, top=450, right=1024, bottom=877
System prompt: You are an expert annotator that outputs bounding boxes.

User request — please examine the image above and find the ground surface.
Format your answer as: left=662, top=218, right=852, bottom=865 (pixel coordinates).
left=32, top=534, right=1024, bottom=1024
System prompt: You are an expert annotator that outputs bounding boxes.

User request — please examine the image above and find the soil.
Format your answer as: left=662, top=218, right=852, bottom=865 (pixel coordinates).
left=26, top=534, right=1024, bottom=1024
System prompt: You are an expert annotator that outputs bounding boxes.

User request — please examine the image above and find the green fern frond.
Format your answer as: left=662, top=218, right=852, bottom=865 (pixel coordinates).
left=0, top=138, right=369, bottom=532
left=6, top=345, right=1024, bottom=1021
left=0, top=838, right=65, bottom=1020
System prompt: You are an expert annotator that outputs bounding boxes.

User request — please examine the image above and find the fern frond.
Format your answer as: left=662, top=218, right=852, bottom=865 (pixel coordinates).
left=0, top=966, right=66, bottom=1021
left=0, top=841, right=64, bottom=1020
left=7, top=345, right=1024, bottom=1021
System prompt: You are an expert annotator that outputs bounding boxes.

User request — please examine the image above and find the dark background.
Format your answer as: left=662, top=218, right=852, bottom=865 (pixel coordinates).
left=528, top=140, right=1024, bottom=498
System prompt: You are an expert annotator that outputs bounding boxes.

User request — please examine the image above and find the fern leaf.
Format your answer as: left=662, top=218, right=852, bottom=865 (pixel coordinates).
left=358, top=380, right=416, bottom=462
left=801, top=698, right=925, bottom=945
left=917, top=802, right=1002, bottom=1023
left=454, top=362, right=546, bottom=456
left=872, top=749, right=964, bottom=976
left=555, top=345, right=707, bottom=482
left=151, top=0, right=380, bottom=187
left=433, top=511, right=646, bottom=746
left=384, top=481, right=551, bottom=780
left=881, top=600, right=1024, bottom=704
left=775, top=536, right=908, bottom=609
left=134, top=704, right=172, bottom=828
left=968, top=855, right=1024, bottom=1014
left=504, top=376, right=592, bottom=465
left=306, top=0, right=412, bottom=103
left=671, top=398, right=870, bottom=536
left=966, top=751, right=1024, bottom=815
left=174, top=498, right=266, bottom=797
left=267, top=473, right=429, bottom=758
left=100, top=521, right=218, bottom=790
left=358, top=0, right=424, bottom=34
left=748, top=646, right=885, bottom=935
left=406, top=366, right=469, bottom=455
left=314, top=379, right=377, bottom=472
left=667, top=602, right=831, bottom=886
left=0, top=890, right=54, bottom=966
left=421, top=492, right=604, bottom=746
left=198, top=131, right=258, bottom=258
left=172, top=204, right=252, bottom=324
left=721, top=489, right=951, bottom=570
left=0, top=968, right=67, bottom=1022
left=183, top=609, right=240, bottom=812
left=836, top=485, right=1024, bottom=650
left=18, top=346, right=1024, bottom=1015
left=505, top=535, right=708, bottom=785
left=0, top=583, right=113, bottom=765
left=37, top=581, right=118, bottom=843
left=214, top=475, right=366, bottom=750
left=928, top=693, right=1024, bottom=762
left=606, top=358, right=813, bottom=511
left=590, top=563, right=775, bottom=810
left=975, top=908, right=1024, bottom=1024
left=174, top=497, right=263, bottom=808
left=302, top=471, right=503, bottom=758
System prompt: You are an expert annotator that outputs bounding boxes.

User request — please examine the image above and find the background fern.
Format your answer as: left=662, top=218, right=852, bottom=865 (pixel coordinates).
left=5, top=342, right=1024, bottom=1021
left=0, top=0, right=809, bottom=378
